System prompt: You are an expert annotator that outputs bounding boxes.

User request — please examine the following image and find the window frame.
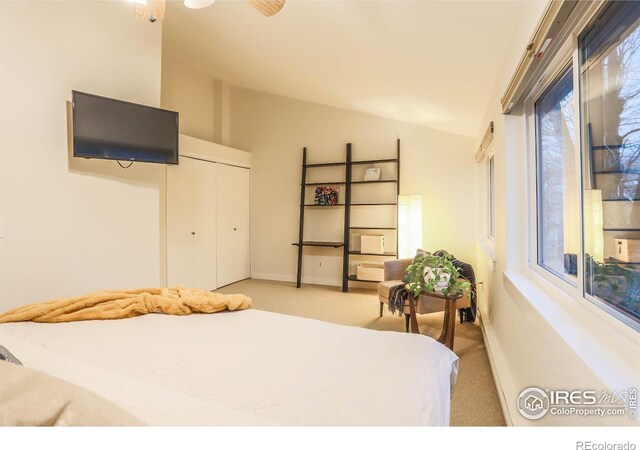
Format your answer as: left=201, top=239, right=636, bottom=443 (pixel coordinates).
left=487, top=152, right=496, bottom=241
left=524, top=2, right=640, bottom=333
left=577, top=9, right=640, bottom=333
left=534, top=62, right=578, bottom=284
left=475, top=138, right=496, bottom=264
left=525, top=39, right=581, bottom=298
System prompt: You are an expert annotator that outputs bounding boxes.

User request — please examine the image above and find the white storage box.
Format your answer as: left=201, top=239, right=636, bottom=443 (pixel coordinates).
left=614, top=238, right=640, bottom=262
left=356, top=263, right=385, bottom=281
left=361, top=235, right=385, bottom=254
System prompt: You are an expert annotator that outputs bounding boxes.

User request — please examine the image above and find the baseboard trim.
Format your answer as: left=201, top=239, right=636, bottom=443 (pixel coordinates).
left=479, top=315, right=517, bottom=426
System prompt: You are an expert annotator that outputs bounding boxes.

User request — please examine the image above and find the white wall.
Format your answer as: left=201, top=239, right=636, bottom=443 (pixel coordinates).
left=161, top=45, right=215, bottom=142
left=229, top=87, right=475, bottom=287
left=160, top=51, right=477, bottom=288
left=474, top=1, right=639, bottom=425
left=0, top=2, right=164, bottom=310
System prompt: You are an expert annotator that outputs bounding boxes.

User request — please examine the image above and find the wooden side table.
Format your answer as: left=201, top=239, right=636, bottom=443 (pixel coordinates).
left=407, top=291, right=462, bottom=351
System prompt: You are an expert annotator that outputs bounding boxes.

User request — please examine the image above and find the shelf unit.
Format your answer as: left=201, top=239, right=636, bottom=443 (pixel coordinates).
left=586, top=124, right=640, bottom=265
left=349, top=226, right=396, bottom=230
left=294, top=140, right=401, bottom=290
left=292, top=241, right=344, bottom=248
left=304, top=181, right=346, bottom=186
left=351, top=180, right=398, bottom=184
left=606, top=257, right=640, bottom=266
left=351, top=202, right=397, bottom=206
left=294, top=147, right=349, bottom=288
left=594, top=170, right=640, bottom=175
left=346, top=275, right=377, bottom=283
left=348, top=251, right=397, bottom=256
left=342, top=140, right=400, bottom=292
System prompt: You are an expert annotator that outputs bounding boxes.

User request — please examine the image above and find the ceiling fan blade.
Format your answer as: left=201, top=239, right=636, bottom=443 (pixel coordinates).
left=155, top=0, right=166, bottom=19
left=246, top=0, right=285, bottom=17
left=135, top=0, right=166, bottom=21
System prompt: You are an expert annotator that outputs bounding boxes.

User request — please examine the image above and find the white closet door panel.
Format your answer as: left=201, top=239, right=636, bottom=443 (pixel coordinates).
left=166, top=157, right=196, bottom=288
left=217, top=164, right=251, bottom=287
left=235, top=166, right=251, bottom=282
left=192, top=161, right=217, bottom=291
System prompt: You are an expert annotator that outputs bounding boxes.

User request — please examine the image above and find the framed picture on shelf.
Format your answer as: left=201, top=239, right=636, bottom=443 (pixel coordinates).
left=314, top=186, right=339, bottom=206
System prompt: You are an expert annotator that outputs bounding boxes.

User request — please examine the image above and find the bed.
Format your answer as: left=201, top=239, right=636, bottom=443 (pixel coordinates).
left=0, top=309, right=459, bottom=426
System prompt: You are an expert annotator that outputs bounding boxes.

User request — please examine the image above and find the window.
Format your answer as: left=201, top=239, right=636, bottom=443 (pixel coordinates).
left=529, top=1, right=640, bottom=329
left=580, top=1, right=640, bottom=324
left=488, top=155, right=495, bottom=239
left=534, top=67, right=578, bottom=282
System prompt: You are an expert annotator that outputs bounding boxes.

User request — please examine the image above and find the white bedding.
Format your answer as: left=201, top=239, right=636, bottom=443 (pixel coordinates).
left=0, top=309, right=459, bottom=426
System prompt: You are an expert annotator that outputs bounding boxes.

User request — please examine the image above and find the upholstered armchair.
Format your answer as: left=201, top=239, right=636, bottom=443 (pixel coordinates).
left=377, top=258, right=472, bottom=340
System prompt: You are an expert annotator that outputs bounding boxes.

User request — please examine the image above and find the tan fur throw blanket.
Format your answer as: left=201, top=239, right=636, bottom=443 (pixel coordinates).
left=0, top=286, right=251, bottom=324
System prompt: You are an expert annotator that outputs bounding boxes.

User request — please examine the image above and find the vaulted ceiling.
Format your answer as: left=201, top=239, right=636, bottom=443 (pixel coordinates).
left=163, top=0, right=529, bottom=137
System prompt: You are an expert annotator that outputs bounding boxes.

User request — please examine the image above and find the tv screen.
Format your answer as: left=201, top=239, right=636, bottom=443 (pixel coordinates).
left=72, top=91, right=179, bottom=165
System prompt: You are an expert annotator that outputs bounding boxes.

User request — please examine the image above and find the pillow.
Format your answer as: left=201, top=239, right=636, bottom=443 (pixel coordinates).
left=0, top=361, right=144, bottom=426
left=0, top=345, right=22, bottom=365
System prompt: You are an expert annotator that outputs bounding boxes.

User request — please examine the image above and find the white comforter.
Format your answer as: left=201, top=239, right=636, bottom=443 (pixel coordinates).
left=0, top=309, right=459, bottom=426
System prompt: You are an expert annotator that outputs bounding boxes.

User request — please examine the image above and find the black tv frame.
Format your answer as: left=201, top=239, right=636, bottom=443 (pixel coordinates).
left=72, top=90, right=179, bottom=165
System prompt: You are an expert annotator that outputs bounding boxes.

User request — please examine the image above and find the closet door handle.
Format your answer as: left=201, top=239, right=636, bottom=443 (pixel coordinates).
left=233, top=228, right=237, bottom=231
left=191, top=232, right=196, bottom=235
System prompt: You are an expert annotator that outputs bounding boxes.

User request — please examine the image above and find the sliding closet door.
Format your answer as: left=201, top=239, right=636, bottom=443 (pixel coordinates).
left=167, top=157, right=196, bottom=288
left=192, top=159, right=217, bottom=290
left=167, top=157, right=217, bottom=291
left=216, top=164, right=250, bottom=287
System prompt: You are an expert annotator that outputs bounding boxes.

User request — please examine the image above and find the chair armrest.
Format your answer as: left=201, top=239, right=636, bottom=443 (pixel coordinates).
left=384, top=258, right=412, bottom=281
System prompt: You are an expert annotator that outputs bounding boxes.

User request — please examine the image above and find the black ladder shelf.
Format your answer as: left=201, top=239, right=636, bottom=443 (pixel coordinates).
left=588, top=124, right=640, bottom=235
left=294, top=140, right=400, bottom=290
left=293, top=147, right=348, bottom=288
left=342, top=139, right=400, bottom=292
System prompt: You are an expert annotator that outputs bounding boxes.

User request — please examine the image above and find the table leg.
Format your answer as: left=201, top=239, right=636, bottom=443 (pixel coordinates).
left=437, top=298, right=457, bottom=350
left=408, top=294, right=420, bottom=334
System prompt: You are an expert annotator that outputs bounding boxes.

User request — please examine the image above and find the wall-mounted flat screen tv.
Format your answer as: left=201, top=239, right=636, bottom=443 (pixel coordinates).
left=72, top=91, right=179, bottom=165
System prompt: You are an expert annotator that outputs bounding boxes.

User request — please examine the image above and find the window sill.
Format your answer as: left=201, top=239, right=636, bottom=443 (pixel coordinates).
left=502, top=269, right=639, bottom=391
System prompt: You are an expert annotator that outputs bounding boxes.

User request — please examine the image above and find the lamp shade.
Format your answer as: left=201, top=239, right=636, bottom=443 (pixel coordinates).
left=398, top=195, right=423, bottom=259
left=584, top=189, right=604, bottom=263
left=184, top=0, right=215, bottom=9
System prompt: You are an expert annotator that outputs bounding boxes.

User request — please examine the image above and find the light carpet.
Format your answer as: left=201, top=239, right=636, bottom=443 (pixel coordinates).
left=217, top=279, right=505, bottom=426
